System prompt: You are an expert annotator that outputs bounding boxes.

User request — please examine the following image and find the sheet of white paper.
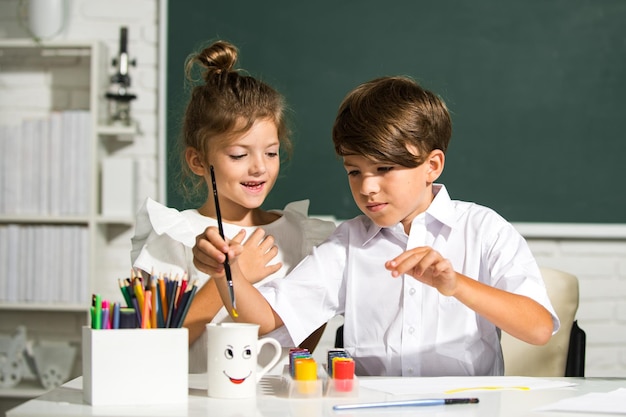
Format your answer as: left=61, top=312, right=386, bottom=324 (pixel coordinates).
left=535, top=388, right=626, bottom=414
left=360, top=376, right=577, bottom=396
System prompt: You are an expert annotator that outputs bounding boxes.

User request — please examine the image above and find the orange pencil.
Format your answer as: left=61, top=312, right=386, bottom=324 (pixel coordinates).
left=142, top=290, right=152, bottom=329
left=150, top=278, right=158, bottom=328
left=158, top=274, right=167, bottom=321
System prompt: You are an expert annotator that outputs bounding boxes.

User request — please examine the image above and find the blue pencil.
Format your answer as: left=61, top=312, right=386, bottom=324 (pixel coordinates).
left=333, top=398, right=479, bottom=411
left=175, top=280, right=199, bottom=328
left=112, top=302, right=120, bottom=329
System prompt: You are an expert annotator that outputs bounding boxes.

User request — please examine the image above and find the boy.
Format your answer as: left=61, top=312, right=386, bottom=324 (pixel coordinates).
left=193, top=76, right=559, bottom=376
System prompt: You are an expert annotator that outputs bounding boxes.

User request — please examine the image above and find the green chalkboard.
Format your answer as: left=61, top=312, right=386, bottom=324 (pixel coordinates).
left=167, top=0, right=626, bottom=223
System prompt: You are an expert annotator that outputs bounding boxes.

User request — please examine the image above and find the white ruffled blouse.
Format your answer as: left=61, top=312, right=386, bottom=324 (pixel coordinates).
left=130, top=197, right=336, bottom=372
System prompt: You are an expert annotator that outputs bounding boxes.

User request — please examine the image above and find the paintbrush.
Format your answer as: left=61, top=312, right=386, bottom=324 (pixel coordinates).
left=210, top=165, right=238, bottom=317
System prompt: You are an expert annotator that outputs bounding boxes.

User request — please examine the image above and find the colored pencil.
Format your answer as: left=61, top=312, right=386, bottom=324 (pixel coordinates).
left=150, top=277, right=158, bottom=328
left=174, top=279, right=199, bottom=328
left=142, top=290, right=151, bottom=329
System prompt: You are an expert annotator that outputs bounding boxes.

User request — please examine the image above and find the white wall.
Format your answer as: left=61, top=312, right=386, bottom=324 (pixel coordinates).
left=0, top=0, right=161, bottom=298
left=0, top=1, right=160, bottom=410
left=1, top=0, right=625, bottom=378
left=1, top=0, right=161, bottom=198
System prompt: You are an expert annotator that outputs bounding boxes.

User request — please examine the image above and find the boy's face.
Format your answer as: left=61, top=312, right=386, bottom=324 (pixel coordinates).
left=206, top=118, right=281, bottom=220
left=342, top=149, right=443, bottom=233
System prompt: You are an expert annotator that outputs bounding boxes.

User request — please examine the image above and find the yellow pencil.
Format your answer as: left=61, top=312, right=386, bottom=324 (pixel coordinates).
left=133, top=277, right=145, bottom=314
left=444, top=386, right=530, bottom=394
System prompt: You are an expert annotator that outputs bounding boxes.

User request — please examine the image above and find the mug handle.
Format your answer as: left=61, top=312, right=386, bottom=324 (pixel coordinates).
left=256, top=337, right=282, bottom=382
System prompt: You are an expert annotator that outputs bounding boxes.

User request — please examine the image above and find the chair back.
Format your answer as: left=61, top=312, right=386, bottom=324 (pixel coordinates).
left=501, top=267, right=583, bottom=376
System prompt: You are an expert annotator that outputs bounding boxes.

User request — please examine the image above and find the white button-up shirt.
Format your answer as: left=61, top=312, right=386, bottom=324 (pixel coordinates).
left=260, top=184, right=559, bottom=377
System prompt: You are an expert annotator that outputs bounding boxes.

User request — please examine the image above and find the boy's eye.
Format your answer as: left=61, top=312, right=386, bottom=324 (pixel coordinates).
left=378, top=166, right=393, bottom=173
left=347, top=170, right=360, bottom=176
left=266, top=151, right=278, bottom=158
left=229, top=154, right=246, bottom=160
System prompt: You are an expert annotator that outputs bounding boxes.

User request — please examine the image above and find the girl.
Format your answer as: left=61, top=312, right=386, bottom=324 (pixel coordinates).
left=130, top=40, right=335, bottom=372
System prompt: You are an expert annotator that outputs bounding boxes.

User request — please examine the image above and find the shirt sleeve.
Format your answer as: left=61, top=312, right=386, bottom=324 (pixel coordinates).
left=486, top=219, right=561, bottom=335
left=130, top=197, right=194, bottom=278
left=130, top=197, right=153, bottom=265
left=258, top=228, right=346, bottom=346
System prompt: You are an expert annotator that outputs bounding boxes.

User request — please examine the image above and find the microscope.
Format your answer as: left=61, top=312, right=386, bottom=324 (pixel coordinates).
left=105, top=27, right=137, bottom=126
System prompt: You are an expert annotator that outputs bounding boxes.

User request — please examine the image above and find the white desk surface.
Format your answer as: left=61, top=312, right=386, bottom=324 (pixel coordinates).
left=6, top=374, right=626, bottom=417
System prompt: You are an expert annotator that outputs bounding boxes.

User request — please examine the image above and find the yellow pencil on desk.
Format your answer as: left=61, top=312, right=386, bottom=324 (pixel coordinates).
left=210, top=165, right=238, bottom=318
left=444, top=385, right=530, bottom=394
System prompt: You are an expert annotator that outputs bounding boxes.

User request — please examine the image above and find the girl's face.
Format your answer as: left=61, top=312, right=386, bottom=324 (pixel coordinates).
left=342, top=149, right=443, bottom=234
left=207, top=118, right=281, bottom=220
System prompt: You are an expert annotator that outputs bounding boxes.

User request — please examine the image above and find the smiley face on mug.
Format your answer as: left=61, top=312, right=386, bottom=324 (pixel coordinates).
left=206, top=323, right=282, bottom=399
left=222, top=344, right=253, bottom=384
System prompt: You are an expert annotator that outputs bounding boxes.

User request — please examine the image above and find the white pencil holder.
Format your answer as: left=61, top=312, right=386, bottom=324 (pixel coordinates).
left=82, top=326, right=188, bottom=406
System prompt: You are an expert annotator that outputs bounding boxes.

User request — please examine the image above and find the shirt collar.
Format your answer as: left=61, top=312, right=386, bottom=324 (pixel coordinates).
left=361, top=216, right=384, bottom=245
left=425, top=183, right=456, bottom=229
left=360, top=183, right=456, bottom=245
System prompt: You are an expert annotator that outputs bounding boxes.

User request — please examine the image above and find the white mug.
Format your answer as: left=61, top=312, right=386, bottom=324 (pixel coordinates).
left=206, top=323, right=281, bottom=399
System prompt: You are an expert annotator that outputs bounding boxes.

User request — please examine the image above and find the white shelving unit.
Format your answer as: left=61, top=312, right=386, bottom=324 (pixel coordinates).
left=0, top=39, right=136, bottom=401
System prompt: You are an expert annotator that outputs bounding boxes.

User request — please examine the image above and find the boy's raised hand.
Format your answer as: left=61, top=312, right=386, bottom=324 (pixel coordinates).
left=386, top=247, right=554, bottom=345
left=385, top=246, right=458, bottom=296
left=193, top=226, right=245, bottom=277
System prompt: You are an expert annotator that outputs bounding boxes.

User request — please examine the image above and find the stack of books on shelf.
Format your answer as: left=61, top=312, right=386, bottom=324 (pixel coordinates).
left=0, top=110, right=92, bottom=216
left=0, top=224, right=89, bottom=304
left=0, top=109, right=92, bottom=305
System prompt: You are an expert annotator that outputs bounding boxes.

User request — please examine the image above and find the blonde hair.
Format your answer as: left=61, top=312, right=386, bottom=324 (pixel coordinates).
left=177, top=40, right=292, bottom=200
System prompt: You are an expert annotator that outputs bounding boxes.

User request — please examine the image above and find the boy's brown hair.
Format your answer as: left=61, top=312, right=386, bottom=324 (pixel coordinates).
left=332, top=76, right=451, bottom=167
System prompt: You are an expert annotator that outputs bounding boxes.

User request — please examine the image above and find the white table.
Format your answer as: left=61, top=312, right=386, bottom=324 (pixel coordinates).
left=6, top=375, right=626, bottom=417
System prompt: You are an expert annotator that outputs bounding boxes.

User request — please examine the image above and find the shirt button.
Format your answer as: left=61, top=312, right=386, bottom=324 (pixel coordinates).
left=408, top=326, right=415, bottom=334
left=407, top=368, right=414, bottom=374
left=409, top=288, right=416, bottom=295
